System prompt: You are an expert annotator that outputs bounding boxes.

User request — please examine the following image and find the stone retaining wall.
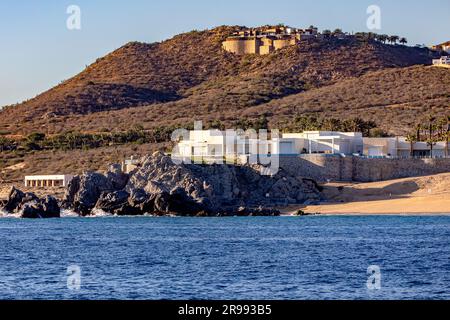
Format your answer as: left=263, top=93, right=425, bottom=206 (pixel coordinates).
left=279, top=155, right=450, bottom=182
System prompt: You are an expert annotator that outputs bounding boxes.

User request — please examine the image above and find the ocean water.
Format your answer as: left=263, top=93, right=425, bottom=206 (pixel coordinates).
left=0, top=216, right=449, bottom=300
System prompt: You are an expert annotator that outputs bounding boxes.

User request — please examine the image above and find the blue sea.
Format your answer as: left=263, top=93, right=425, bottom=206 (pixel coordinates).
left=0, top=216, right=449, bottom=300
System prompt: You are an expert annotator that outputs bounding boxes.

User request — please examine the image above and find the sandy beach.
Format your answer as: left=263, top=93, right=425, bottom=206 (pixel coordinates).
left=284, top=173, right=450, bottom=216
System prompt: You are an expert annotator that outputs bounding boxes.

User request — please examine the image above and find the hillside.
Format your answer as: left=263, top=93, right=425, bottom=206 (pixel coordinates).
left=0, top=26, right=439, bottom=136
left=251, top=65, right=450, bottom=134
left=8, top=65, right=447, bottom=137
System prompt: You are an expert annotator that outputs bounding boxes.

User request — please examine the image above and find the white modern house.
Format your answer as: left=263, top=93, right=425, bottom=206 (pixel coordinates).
left=176, top=129, right=271, bottom=162
left=364, top=137, right=448, bottom=158
left=175, top=130, right=365, bottom=159
left=24, top=175, right=74, bottom=188
left=282, top=131, right=364, bottom=155
left=175, top=130, right=448, bottom=160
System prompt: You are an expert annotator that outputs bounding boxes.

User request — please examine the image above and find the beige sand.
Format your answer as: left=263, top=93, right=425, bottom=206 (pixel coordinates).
left=284, top=173, right=450, bottom=215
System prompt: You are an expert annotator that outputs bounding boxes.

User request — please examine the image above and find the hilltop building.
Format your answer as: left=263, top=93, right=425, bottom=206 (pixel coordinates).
left=222, top=26, right=320, bottom=55
left=431, top=41, right=450, bottom=53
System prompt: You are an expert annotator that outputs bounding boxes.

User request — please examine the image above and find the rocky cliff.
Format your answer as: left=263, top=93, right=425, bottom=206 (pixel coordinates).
left=1, top=152, right=322, bottom=218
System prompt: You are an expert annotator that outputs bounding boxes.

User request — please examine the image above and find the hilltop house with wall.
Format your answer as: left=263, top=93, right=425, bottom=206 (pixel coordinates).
left=431, top=41, right=450, bottom=53
left=222, top=26, right=320, bottom=55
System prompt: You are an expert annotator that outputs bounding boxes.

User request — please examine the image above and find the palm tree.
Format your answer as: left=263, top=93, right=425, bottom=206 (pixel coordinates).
left=443, top=115, right=450, bottom=157
left=447, top=115, right=450, bottom=157
left=377, top=34, right=388, bottom=44
left=444, top=131, right=450, bottom=157
left=322, top=29, right=332, bottom=37
left=399, top=37, right=408, bottom=45
left=415, top=124, right=423, bottom=141
left=367, top=32, right=377, bottom=40
left=427, top=116, right=437, bottom=157
left=427, top=137, right=437, bottom=158
left=406, top=134, right=417, bottom=157
left=389, top=35, right=400, bottom=45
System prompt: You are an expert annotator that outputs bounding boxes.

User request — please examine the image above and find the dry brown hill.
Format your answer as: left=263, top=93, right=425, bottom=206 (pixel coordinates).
left=0, top=26, right=439, bottom=136
left=9, top=65, right=447, bottom=137
left=249, top=65, right=450, bottom=135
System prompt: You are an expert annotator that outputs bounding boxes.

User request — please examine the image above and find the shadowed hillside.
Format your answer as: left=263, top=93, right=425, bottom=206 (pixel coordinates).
left=0, top=26, right=439, bottom=136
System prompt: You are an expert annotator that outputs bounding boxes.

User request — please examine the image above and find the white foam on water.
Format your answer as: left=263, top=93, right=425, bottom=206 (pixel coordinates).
left=90, top=208, right=114, bottom=217
left=60, top=209, right=79, bottom=218
left=0, top=209, right=20, bottom=218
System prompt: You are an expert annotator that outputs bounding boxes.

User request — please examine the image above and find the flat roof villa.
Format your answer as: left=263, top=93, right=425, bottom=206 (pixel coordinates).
left=175, top=130, right=449, bottom=160
left=176, top=130, right=364, bottom=159
left=24, top=175, right=74, bottom=188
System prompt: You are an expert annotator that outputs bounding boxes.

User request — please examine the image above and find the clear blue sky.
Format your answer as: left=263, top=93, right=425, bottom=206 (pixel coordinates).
left=0, top=0, right=449, bottom=107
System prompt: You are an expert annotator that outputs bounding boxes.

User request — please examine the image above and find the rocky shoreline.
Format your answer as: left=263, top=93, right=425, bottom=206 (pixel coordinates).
left=1, top=152, right=322, bottom=218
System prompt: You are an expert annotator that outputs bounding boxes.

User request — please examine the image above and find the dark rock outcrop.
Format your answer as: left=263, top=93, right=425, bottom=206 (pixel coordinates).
left=123, top=152, right=320, bottom=216
left=106, top=164, right=129, bottom=190
left=1, top=188, right=60, bottom=219
left=2, top=187, right=25, bottom=212
left=95, top=190, right=135, bottom=216
left=153, top=187, right=207, bottom=216
left=62, top=152, right=322, bottom=217
left=63, top=165, right=129, bottom=215
left=21, top=196, right=60, bottom=219
left=128, top=188, right=156, bottom=214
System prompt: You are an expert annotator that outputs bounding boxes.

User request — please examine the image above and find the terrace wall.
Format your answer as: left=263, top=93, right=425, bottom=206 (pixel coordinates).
left=279, top=155, right=450, bottom=182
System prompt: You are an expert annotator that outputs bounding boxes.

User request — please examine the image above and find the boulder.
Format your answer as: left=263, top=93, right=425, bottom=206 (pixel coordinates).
left=95, top=190, right=133, bottom=216
left=21, top=196, right=60, bottom=219
left=63, top=172, right=115, bottom=215
left=128, top=188, right=155, bottom=214
left=166, top=187, right=208, bottom=216
left=62, top=175, right=80, bottom=208
left=153, top=191, right=171, bottom=213
left=0, top=188, right=56, bottom=218
left=106, top=164, right=129, bottom=190
left=2, top=187, right=25, bottom=212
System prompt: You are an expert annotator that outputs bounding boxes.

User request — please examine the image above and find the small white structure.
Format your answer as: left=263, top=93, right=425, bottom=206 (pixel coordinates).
left=122, top=156, right=140, bottom=174
left=363, top=138, right=398, bottom=157
left=432, top=56, right=450, bottom=67
left=24, top=175, right=74, bottom=188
